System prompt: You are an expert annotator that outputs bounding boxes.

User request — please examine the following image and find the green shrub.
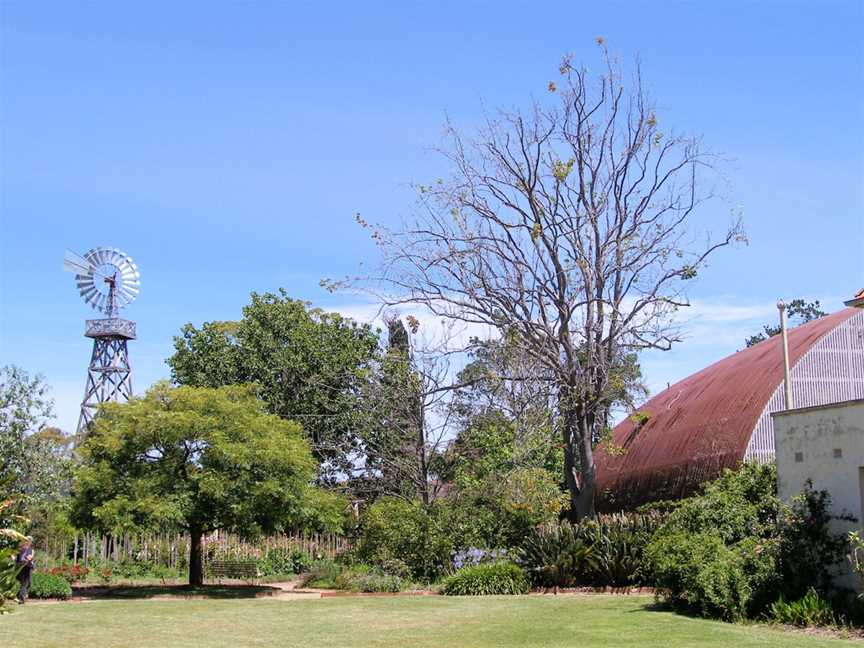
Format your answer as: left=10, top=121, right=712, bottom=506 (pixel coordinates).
left=848, top=530, right=864, bottom=595
left=355, top=498, right=452, bottom=580
left=258, top=548, right=312, bottom=576
left=0, top=548, right=21, bottom=612
left=645, top=463, right=848, bottom=622
left=518, top=513, right=661, bottom=589
left=301, top=560, right=405, bottom=592
left=644, top=464, right=782, bottom=620
left=519, top=522, right=595, bottom=588
left=441, top=561, right=529, bottom=596
left=147, top=564, right=181, bottom=581
left=350, top=572, right=404, bottom=593
left=576, top=513, right=663, bottom=587
left=646, top=531, right=778, bottom=621
left=302, top=559, right=342, bottom=588
left=333, top=563, right=371, bottom=590
left=289, top=549, right=313, bottom=574
left=657, top=463, right=780, bottom=544
left=441, top=467, right=567, bottom=551
left=778, top=487, right=853, bottom=601
left=378, top=558, right=411, bottom=579
left=112, top=559, right=159, bottom=580
left=770, top=589, right=837, bottom=627
left=30, top=572, right=72, bottom=600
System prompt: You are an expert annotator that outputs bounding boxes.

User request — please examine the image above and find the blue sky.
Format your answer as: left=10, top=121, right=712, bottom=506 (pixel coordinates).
left=1, top=1, right=862, bottom=432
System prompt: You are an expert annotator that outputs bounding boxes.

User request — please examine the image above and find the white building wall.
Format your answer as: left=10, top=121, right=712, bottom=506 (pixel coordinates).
left=746, top=309, right=864, bottom=463
left=773, top=399, right=864, bottom=592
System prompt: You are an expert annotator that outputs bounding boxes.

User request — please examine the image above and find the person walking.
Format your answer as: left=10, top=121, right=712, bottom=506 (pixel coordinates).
left=16, top=539, right=35, bottom=604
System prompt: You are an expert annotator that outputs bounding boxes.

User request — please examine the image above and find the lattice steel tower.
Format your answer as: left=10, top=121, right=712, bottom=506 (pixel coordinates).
left=63, top=248, right=140, bottom=435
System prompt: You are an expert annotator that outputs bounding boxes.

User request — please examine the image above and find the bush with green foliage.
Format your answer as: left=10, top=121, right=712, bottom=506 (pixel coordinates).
left=778, top=487, right=853, bottom=599
left=0, top=493, right=29, bottom=612
left=441, top=561, right=529, bottom=596
left=575, top=513, right=663, bottom=587
left=519, top=523, right=595, bottom=588
left=48, top=558, right=182, bottom=583
left=646, top=531, right=777, bottom=621
left=518, top=512, right=661, bottom=588
left=112, top=559, right=165, bottom=580
left=257, top=548, right=311, bottom=577
left=302, top=559, right=342, bottom=588
left=301, top=560, right=405, bottom=592
left=438, top=411, right=565, bottom=552
left=348, top=571, right=404, bottom=593
left=770, top=589, right=837, bottom=627
left=440, top=467, right=566, bottom=553
left=30, top=572, right=72, bottom=600
left=645, top=463, right=849, bottom=622
left=354, top=497, right=452, bottom=580
left=0, top=549, right=20, bottom=613
left=848, top=531, right=864, bottom=596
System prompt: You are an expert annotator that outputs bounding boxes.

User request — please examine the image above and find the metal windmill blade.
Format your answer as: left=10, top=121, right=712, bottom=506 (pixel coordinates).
left=64, top=247, right=141, bottom=316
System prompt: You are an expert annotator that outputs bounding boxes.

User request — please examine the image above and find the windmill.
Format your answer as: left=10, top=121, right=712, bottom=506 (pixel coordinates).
left=63, top=248, right=140, bottom=435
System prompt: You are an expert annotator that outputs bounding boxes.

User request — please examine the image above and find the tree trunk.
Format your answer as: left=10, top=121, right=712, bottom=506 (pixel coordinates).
left=562, top=421, right=581, bottom=522
left=560, top=386, right=597, bottom=521
left=189, top=526, right=204, bottom=587
left=576, top=413, right=596, bottom=519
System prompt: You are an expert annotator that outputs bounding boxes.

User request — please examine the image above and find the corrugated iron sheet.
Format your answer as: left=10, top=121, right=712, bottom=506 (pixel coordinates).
left=595, top=308, right=862, bottom=511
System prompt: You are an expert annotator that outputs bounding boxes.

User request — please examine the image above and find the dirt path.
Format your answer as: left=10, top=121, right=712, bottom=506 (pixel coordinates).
left=266, top=581, right=327, bottom=600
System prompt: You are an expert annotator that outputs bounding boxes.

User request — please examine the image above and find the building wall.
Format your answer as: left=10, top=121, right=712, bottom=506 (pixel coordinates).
left=746, top=309, right=864, bottom=463
left=773, top=399, right=864, bottom=592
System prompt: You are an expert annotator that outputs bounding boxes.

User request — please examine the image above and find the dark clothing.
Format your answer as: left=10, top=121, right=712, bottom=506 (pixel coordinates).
left=16, top=565, right=32, bottom=603
left=16, top=548, right=34, bottom=604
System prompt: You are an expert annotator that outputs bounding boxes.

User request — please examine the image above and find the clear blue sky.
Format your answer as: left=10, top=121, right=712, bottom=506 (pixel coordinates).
left=1, top=1, right=862, bottom=432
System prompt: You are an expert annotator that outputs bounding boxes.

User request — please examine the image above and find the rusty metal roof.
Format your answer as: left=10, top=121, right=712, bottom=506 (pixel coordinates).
left=595, top=308, right=860, bottom=510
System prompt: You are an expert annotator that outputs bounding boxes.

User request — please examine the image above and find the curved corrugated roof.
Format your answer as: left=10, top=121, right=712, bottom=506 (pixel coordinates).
left=595, top=308, right=860, bottom=510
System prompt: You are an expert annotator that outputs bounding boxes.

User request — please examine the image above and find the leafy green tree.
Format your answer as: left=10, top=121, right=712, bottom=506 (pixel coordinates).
left=440, top=413, right=566, bottom=549
left=71, top=382, right=342, bottom=586
left=744, top=299, right=827, bottom=347
left=0, top=366, right=70, bottom=507
left=354, top=497, right=453, bottom=580
left=354, top=316, right=429, bottom=501
left=168, top=290, right=380, bottom=481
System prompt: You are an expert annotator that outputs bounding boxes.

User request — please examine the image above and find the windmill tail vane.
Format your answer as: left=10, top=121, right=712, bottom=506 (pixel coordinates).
left=63, top=247, right=140, bottom=435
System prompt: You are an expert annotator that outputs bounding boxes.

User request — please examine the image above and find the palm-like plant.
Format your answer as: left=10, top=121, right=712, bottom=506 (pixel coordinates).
left=576, top=513, right=662, bottom=587
left=519, top=522, right=595, bottom=588
left=0, top=497, right=28, bottom=613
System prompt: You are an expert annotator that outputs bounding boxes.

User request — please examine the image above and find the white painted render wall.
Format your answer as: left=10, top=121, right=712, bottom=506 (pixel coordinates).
left=773, top=399, right=864, bottom=592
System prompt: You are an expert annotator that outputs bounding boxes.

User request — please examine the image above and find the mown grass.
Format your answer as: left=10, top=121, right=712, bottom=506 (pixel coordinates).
left=2, top=594, right=859, bottom=647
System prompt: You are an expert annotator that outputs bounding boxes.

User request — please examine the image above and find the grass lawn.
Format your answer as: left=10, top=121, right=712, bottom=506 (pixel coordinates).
left=1, top=594, right=859, bottom=648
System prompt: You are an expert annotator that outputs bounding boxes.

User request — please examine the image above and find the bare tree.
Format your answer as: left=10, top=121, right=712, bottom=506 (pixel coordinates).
left=340, top=44, right=744, bottom=518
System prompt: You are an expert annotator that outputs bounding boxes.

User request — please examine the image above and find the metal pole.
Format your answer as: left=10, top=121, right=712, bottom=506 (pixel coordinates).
left=778, top=300, right=793, bottom=410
